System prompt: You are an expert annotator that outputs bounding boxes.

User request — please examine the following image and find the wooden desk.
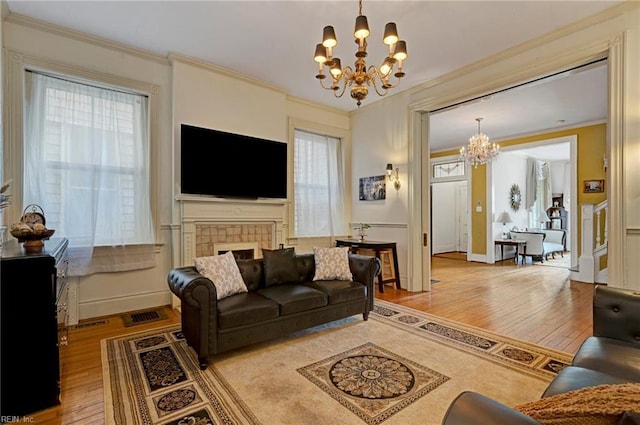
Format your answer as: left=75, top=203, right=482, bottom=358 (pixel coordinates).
left=335, top=239, right=401, bottom=293
left=495, top=239, right=527, bottom=264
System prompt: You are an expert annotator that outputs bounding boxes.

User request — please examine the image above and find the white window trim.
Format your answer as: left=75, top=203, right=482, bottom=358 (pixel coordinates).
left=3, top=50, right=160, bottom=244
left=287, top=117, right=351, bottom=242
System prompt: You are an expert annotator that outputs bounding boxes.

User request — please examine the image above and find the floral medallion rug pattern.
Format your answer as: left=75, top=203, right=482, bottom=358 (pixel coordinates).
left=297, top=343, right=450, bottom=425
left=102, top=300, right=573, bottom=425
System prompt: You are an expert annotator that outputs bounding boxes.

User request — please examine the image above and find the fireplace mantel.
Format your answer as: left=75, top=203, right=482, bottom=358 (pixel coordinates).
left=177, top=196, right=288, bottom=266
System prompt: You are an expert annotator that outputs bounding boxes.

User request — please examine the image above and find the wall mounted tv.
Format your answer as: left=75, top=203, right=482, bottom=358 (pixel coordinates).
left=180, top=124, right=287, bottom=199
left=181, top=124, right=287, bottom=199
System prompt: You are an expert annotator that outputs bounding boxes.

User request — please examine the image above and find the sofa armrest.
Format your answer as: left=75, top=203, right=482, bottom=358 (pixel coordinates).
left=621, top=412, right=640, bottom=425
left=441, top=392, right=541, bottom=425
left=593, top=285, right=640, bottom=345
left=348, top=253, right=379, bottom=313
left=168, top=267, right=219, bottom=367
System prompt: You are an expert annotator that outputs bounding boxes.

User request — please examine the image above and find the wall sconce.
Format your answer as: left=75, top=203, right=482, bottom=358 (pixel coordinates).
left=386, top=163, right=400, bottom=190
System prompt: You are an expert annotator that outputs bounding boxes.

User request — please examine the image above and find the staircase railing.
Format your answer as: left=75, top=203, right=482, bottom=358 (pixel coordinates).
left=574, top=201, right=608, bottom=283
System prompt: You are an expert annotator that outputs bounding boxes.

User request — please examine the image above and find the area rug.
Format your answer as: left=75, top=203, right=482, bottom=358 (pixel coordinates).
left=534, top=252, right=572, bottom=269
left=102, top=300, right=573, bottom=425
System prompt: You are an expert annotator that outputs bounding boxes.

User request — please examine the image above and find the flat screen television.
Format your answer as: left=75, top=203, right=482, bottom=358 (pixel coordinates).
left=181, top=124, right=287, bottom=199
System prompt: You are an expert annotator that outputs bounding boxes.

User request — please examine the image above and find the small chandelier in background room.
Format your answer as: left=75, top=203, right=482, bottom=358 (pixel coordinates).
left=313, top=0, right=408, bottom=107
left=459, top=118, right=500, bottom=167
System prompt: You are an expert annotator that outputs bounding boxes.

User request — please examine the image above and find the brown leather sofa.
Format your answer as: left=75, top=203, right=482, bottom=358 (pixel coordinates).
left=168, top=253, right=378, bottom=370
left=441, top=285, right=640, bottom=424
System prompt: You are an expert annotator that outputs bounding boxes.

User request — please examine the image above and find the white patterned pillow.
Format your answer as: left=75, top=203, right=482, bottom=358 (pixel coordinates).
left=193, top=251, right=247, bottom=300
left=312, top=247, right=353, bottom=281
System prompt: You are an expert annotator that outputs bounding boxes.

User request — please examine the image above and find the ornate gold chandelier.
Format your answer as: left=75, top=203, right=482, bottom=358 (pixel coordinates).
left=459, top=118, right=500, bottom=167
left=313, top=0, right=408, bottom=107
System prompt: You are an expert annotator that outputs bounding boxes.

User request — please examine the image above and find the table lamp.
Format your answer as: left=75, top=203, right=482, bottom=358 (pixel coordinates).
left=496, top=211, right=512, bottom=239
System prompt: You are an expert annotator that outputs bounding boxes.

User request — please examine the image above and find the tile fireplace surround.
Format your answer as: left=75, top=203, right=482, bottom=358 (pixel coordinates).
left=195, top=224, right=271, bottom=258
left=178, top=196, right=286, bottom=266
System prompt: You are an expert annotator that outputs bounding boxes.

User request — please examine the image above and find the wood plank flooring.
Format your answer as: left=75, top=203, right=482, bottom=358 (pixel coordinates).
left=28, top=256, right=592, bottom=424
left=379, top=255, right=594, bottom=355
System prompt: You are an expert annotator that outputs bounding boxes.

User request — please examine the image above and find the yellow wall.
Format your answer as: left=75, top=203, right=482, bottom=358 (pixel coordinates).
left=432, top=123, right=607, bottom=256
left=471, top=165, right=487, bottom=254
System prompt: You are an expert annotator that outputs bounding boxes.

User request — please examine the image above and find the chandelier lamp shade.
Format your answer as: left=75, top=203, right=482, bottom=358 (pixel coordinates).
left=459, top=118, right=500, bottom=167
left=313, top=0, right=408, bottom=107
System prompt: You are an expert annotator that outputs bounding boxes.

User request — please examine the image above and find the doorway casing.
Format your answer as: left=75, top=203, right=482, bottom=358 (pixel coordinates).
left=406, top=33, right=627, bottom=292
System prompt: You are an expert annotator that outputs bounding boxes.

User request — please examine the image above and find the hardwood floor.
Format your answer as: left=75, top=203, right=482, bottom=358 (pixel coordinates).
left=29, top=256, right=592, bottom=424
left=30, top=308, right=181, bottom=425
left=378, top=255, right=594, bottom=355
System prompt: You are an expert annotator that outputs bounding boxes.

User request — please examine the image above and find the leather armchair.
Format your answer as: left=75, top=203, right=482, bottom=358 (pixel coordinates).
left=441, top=392, right=541, bottom=425
left=441, top=285, right=640, bottom=425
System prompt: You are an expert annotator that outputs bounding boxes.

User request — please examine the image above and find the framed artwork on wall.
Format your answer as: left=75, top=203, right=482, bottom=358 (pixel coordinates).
left=583, top=179, right=604, bottom=193
left=359, top=175, right=386, bottom=201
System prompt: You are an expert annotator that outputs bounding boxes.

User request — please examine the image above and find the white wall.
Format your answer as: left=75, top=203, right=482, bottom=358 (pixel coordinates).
left=3, top=17, right=175, bottom=320
left=349, top=2, right=639, bottom=290
left=3, top=17, right=350, bottom=320
left=350, top=92, right=410, bottom=287
left=492, top=152, right=529, bottom=233
left=550, top=161, right=567, bottom=195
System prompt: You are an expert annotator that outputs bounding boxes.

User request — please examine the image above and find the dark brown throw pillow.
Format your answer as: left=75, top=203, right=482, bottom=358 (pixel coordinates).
left=262, top=248, right=299, bottom=286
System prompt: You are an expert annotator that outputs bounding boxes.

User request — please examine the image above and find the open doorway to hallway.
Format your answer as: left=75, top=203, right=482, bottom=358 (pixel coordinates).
left=426, top=60, right=606, bottom=277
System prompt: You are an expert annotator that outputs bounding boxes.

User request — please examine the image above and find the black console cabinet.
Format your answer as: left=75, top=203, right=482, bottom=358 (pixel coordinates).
left=1, top=237, right=69, bottom=417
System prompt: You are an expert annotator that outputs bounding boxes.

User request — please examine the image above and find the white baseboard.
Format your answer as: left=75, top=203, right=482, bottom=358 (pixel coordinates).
left=78, top=290, right=172, bottom=320
left=433, top=244, right=458, bottom=254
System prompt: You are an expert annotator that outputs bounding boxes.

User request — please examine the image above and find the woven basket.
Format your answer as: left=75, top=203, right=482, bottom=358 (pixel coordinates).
left=10, top=204, right=55, bottom=246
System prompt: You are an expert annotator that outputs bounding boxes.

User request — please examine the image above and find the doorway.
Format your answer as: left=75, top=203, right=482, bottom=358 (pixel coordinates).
left=431, top=180, right=468, bottom=257
left=424, top=61, right=605, bottom=277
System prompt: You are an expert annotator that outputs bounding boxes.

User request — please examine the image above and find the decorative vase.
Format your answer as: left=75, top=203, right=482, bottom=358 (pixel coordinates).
left=357, top=228, right=367, bottom=241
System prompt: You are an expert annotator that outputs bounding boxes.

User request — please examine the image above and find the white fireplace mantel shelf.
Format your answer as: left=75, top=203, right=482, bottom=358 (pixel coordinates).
left=176, top=194, right=290, bottom=206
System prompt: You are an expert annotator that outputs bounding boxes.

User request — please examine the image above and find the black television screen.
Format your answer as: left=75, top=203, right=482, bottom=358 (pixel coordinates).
left=181, top=124, right=287, bottom=199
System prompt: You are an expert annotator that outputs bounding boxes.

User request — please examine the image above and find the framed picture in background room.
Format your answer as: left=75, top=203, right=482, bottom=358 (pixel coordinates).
left=359, top=175, right=386, bottom=201
left=583, top=179, right=605, bottom=193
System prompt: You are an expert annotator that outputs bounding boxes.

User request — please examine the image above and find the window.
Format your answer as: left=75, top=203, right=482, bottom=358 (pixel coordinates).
left=24, top=71, right=154, bottom=274
left=293, top=129, right=347, bottom=237
left=432, top=161, right=465, bottom=179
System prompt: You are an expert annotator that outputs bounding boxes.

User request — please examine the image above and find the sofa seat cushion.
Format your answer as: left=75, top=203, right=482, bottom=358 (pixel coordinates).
left=542, top=366, right=632, bottom=398
left=305, top=280, right=366, bottom=305
left=572, top=337, right=640, bottom=381
left=257, top=284, right=327, bottom=316
left=217, top=292, right=280, bottom=330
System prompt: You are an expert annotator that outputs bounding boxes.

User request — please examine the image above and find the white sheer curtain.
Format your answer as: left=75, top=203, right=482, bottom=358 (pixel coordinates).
left=528, top=159, right=553, bottom=229
left=24, top=71, right=155, bottom=275
left=293, top=129, right=347, bottom=237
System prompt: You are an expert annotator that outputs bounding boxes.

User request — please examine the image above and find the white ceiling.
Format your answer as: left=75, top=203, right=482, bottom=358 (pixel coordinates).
left=6, top=1, right=616, bottom=152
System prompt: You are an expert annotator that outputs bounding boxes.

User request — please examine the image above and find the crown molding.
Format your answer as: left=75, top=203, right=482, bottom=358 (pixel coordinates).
left=168, top=52, right=287, bottom=95
left=5, top=12, right=169, bottom=65
left=429, top=120, right=606, bottom=157
left=286, top=95, right=349, bottom=116
left=408, top=1, right=638, bottom=99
